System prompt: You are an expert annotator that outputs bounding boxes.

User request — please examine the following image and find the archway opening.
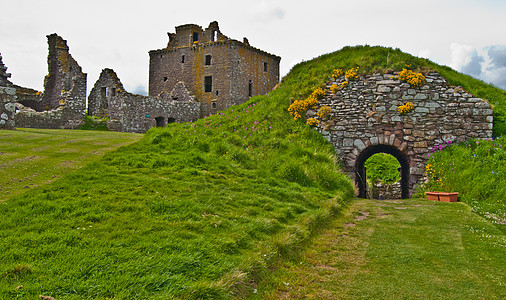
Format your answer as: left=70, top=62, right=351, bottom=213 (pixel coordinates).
left=364, top=153, right=401, bottom=199
left=355, top=144, right=410, bottom=199
left=155, top=116, right=166, bottom=127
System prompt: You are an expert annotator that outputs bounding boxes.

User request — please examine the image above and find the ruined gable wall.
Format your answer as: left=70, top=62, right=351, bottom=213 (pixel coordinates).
left=14, top=34, right=86, bottom=129
left=88, top=68, right=125, bottom=117
left=313, top=72, right=493, bottom=195
left=41, top=34, right=87, bottom=110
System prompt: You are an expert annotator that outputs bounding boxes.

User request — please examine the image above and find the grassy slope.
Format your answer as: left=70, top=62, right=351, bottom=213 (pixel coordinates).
left=262, top=198, right=506, bottom=298
left=0, top=72, right=354, bottom=298
left=0, top=129, right=142, bottom=202
left=419, top=137, right=506, bottom=232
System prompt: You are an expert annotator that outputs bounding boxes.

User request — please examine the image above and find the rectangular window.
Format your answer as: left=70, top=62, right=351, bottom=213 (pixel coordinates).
left=248, top=80, right=252, bottom=97
left=181, top=55, right=185, bottom=63
left=101, top=87, right=107, bottom=98
left=204, top=76, right=212, bottom=93
left=205, top=55, right=212, bottom=66
left=193, top=32, right=199, bottom=42
left=263, top=62, right=268, bottom=72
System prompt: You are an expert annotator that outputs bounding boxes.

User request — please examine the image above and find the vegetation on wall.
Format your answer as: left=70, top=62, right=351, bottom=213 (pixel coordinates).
left=284, top=45, right=506, bottom=136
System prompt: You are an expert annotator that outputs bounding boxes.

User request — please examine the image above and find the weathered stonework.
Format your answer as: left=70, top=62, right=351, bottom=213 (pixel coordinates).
left=371, top=182, right=402, bottom=199
left=149, top=21, right=280, bottom=117
left=88, top=68, right=200, bottom=133
left=312, top=72, right=493, bottom=198
left=0, top=53, right=16, bottom=129
left=15, top=34, right=87, bottom=129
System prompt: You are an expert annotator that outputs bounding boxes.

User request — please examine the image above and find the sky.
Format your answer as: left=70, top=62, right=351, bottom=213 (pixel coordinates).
left=1, top=0, right=506, bottom=96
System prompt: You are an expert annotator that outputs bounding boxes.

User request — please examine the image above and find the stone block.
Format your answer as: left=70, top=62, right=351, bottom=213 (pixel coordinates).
left=354, top=139, right=366, bottom=150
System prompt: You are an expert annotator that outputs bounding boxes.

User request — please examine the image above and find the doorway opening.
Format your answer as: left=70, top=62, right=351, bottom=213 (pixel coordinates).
left=355, top=144, right=410, bottom=199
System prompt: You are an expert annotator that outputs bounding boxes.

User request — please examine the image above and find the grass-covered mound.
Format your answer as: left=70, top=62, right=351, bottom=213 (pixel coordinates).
left=287, top=45, right=506, bottom=136
left=0, top=73, right=354, bottom=297
left=419, top=137, right=506, bottom=232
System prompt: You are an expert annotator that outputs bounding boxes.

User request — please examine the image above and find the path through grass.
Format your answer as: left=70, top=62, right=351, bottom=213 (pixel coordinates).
left=262, top=198, right=506, bottom=299
left=0, top=128, right=142, bottom=202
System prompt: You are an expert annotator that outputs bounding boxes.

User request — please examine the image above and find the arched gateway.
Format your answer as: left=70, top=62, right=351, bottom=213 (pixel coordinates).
left=314, top=72, right=493, bottom=198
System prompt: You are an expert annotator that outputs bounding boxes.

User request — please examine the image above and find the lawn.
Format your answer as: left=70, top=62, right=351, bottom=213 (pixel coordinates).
left=262, top=198, right=506, bottom=299
left=0, top=128, right=142, bottom=202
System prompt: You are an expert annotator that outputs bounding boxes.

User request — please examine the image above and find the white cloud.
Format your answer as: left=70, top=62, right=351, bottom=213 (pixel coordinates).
left=450, top=43, right=475, bottom=71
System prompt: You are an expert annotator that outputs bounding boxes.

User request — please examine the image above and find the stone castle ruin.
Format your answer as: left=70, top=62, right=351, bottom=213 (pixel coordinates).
left=1, top=21, right=280, bottom=133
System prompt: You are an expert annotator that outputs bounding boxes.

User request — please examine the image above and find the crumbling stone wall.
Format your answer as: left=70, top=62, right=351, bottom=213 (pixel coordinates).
left=15, top=34, right=87, bottom=129
left=0, top=53, right=16, bottom=129
left=88, top=68, right=200, bottom=133
left=312, top=72, right=493, bottom=197
left=88, top=68, right=124, bottom=117
left=149, top=21, right=280, bottom=117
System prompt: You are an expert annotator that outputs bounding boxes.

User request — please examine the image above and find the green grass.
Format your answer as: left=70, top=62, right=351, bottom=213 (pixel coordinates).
left=419, top=137, right=506, bottom=232
left=0, top=88, right=354, bottom=297
left=285, top=45, right=506, bottom=136
left=364, top=153, right=401, bottom=184
left=0, top=128, right=142, bottom=202
left=261, top=198, right=506, bottom=299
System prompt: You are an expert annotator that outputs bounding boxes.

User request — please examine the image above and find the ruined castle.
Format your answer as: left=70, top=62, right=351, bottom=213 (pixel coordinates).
left=0, top=21, right=280, bottom=132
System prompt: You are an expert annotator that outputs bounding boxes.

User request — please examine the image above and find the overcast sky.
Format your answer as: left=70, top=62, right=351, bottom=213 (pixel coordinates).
left=1, top=0, right=506, bottom=95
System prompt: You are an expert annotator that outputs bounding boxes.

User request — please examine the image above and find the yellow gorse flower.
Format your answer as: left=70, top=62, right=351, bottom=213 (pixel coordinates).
left=345, top=67, right=359, bottom=80
left=332, top=68, right=344, bottom=80
left=306, top=118, right=319, bottom=126
left=398, top=102, right=414, bottom=114
left=398, top=68, right=425, bottom=87
left=330, top=84, right=339, bottom=94
left=317, top=105, right=332, bottom=120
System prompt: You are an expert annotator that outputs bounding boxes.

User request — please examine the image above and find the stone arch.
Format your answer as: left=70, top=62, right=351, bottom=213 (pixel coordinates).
left=355, top=144, right=410, bottom=199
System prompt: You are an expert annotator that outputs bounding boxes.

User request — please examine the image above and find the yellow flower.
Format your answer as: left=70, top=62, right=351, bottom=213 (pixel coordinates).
left=345, top=67, right=359, bottom=80
left=307, top=118, right=319, bottom=126
left=317, top=105, right=332, bottom=120
left=330, top=84, right=339, bottom=94
left=341, top=81, right=349, bottom=89
left=332, top=68, right=344, bottom=80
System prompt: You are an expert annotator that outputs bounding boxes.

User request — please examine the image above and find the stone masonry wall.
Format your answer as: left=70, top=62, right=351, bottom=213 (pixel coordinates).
left=106, top=91, right=200, bottom=133
left=0, top=53, right=16, bottom=129
left=312, top=71, right=493, bottom=196
left=0, top=87, right=16, bottom=129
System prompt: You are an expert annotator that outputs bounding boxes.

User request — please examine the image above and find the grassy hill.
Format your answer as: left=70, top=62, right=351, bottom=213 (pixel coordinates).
left=0, top=68, right=355, bottom=297
left=1, top=45, right=505, bottom=299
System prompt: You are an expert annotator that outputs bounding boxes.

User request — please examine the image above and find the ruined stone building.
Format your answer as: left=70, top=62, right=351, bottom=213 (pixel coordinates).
left=13, top=34, right=87, bottom=129
left=148, top=21, right=281, bottom=117
left=3, top=22, right=280, bottom=132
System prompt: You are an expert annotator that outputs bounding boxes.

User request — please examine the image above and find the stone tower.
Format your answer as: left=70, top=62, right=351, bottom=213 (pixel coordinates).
left=148, top=21, right=281, bottom=117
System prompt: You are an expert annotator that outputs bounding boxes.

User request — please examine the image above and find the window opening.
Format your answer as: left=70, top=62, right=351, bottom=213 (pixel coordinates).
left=211, top=30, right=217, bottom=41
left=263, top=62, right=268, bottom=72
left=181, top=55, right=185, bottom=63
left=248, top=80, right=252, bottom=97
left=192, top=32, right=199, bottom=42
left=167, top=117, right=176, bottom=124
left=163, top=77, right=168, bottom=82
left=212, top=102, right=217, bottom=109
left=204, top=76, right=213, bottom=93
left=101, top=87, right=107, bottom=98
left=205, top=55, right=212, bottom=66
left=215, top=90, right=219, bottom=96
left=111, top=88, right=116, bottom=96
